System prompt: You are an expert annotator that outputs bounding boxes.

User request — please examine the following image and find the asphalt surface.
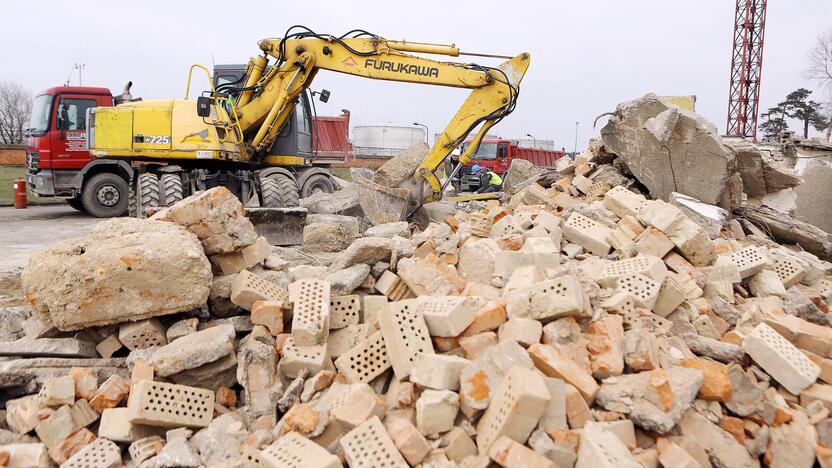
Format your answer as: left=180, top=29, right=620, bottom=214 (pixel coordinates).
left=0, top=205, right=101, bottom=274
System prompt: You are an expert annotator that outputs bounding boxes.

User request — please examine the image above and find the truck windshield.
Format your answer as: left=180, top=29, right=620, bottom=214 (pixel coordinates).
left=29, top=94, right=53, bottom=135
left=463, top=142, right=498, bottom=160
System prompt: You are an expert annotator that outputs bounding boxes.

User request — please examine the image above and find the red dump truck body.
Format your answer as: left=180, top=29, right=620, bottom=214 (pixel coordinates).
left=312, top=110, right=353, bottom=163
left=455, top=138, right=566, bottom=191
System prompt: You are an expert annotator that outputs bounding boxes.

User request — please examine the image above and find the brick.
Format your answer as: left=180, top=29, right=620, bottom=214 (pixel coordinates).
left=166, top=317, right=198, bottom=341
left=459, top=359, right=501, bottom=411
left=340, top=416, right=408, bottom=468
left=765, top=310, right=832, bottom=358
left=602, top=186, right=646, bottom=218
left=46, top=427, right=96, bottom=465
left=418, top=295, right=483, bottom=337
left=653, top=275, right=688, bottom=317
left=771, top=252, right=807, bottom=288
left=469, top=212, right=492, bottom=237
left=476, top=367, right=551, bottom=453
left=505, top=275, right=587, bottom=321
left=666, top=218, right=715, bottom=267
left=748, top=269, right=787, bottom=298
left=95, top=334, right=123, bottom=358
left=462, top=300, right=507, bottom=336
left=680, top=358, right=732, bottom=401
left=726, top=246, right=769, bottom=279
left=98, top=407, right=159, bottom=443
left=361, top=294, right=388, bottom=326
left=633, top=227, right=675, bottom=258
left=658, top=442, right=699, bottom=468
left=615, top=274, right=661, bottom=310
left=334, top=330, right=391, bottom=384
left=498, top=317, right=543, bottom=348
left=563, top=213, right=612, bottom=255
left=622, top=328, right=659, bottom=371
left=211, top=236, right=269, bottom=274
left=129, top=436, right=164, bottom=465
left=330, top=295, right=360, bottom=329
left=118, top=318, right=168, bottom=351
left=416, top=389, right=459, bottom=435
left=386, top=417, right=430, bottom=465
left=488, top=435, right=556, bottom=468
left=375, top=270, right=415, bottom=301
left=575, top=424, right=641, bottom=468
left=595, top=255, right=668, bottom=288
left=38, top=374, right=75, bottom=407
left=529, top=344, right=599, bottom=404
left=250, top=300, right=284, bottom=336
left=35, top=405, right=77, bottom=448
left=127, top=380, right=214, bottom=428
left=410, top=353, right=470, bottom=391
left=289, top=278, right=331, bottom=346
left=278, top=336, right=329, bottom=378
left=88, top=374, right=130, bottom=412
left=71, top=367, right=99, bottom=401
left=6, top=395, right=42, bottom=434
left=148, top=324, right=236, bottom=377
left=742, top=323, right=820, bottom=394
left=261, top=431, right=341, bottom=468
left=637, top=200, right=685, bottom=233
left=459, top=332, right=498, bottom=360
left=61, top=436, right=121, bottom=468
left=328, top=324, right=370, bottom=358
left=398, top=255, right=466, bottom=296
left=130, top=358, right=154, bottom=389
left=230, top=270, right=290, bottom=311
left=0, top=443, right=51, bottom=467
left=585, top=314, right=625, bottom=379
left=378, top=300, right=434, bottom=379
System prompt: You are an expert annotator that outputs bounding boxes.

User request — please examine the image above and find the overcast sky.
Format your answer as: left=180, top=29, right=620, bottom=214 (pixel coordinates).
left=2, top=1, right=830, bottom=148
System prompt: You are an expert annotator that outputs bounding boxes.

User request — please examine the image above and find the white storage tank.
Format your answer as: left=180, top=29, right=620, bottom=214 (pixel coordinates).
left=353, top=125, right=426, bottom=158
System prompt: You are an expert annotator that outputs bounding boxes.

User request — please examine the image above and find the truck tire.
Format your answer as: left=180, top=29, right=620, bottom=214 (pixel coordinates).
left=161, top=173, right=184, bottom=206
left=300, top=173, right=335, bottom=198
left=260, top=173, right=299, bottom=208
left=136, top=173, right=161, bottom=218
left=66, top=196, right=86, bottom=213
left=81, top=173, right=129, bottom=218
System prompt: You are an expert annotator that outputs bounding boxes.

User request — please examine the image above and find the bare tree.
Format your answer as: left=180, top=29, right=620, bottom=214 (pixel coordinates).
left=0, top=82, right=32, bottom=145
left=806, top=31, right=832, bottom=139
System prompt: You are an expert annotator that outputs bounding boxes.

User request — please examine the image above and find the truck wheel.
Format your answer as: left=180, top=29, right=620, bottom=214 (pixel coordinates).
left=300, top=173, right=335, bottom=198
left=161, top=174, right=184, bottom=206
left=81, top=173, right=129, bottom=218
left=260, top=173, right=299, bottom=208
left=136, top=173, right=161, bottom=218
left=66, top=197, right=86, bottom=213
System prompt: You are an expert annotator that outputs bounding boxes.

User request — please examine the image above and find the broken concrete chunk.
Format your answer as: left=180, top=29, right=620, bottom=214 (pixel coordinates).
left=148, top=324, right=236, bottom=377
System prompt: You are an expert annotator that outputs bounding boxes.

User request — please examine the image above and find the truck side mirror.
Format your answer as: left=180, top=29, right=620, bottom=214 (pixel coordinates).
left=56, top=102, right=68, bottom=130
left=196, top=97, right=212, bottom=117
left=318, top=89, right=330, bottom=103
left=498, top=145, right=507, bottom=157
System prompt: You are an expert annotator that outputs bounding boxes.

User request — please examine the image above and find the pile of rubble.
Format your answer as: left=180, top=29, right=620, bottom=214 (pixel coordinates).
left=1, top=96, right=832, bottom=468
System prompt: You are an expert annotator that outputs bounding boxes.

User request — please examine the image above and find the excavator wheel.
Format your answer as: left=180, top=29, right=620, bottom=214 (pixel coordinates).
left=161, top=173, right=184, bottom=206
left=261, top=173, right=300, bottom=208
left=134, top=173, right=161, bottom=218
left=300, top=173, right=335, bottom=198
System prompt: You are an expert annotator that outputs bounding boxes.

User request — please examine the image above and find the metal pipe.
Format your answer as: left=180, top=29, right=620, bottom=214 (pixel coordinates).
left=385, top=41, right=459, bottom=56
left=441, top=161, right=464, bottom=192
left=458, top=51, right=513, bottom=59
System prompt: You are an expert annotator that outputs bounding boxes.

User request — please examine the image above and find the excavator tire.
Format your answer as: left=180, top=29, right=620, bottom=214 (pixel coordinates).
left=300, top=173, right=335, bottom=198
left=136, top=173, right=161, bottom=218
left=161, top=173, right=184, bottom=206
left=261, top=173, right=299, bottom=208
left=127, top=178, right=137, bottom=218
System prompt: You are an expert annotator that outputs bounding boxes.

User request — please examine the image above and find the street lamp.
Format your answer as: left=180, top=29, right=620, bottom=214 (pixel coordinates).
left=525, top=133, right=536, bottom=148
left=573, top=122, right=579, bottom=157
left=413, top=122, right=429, bottom=145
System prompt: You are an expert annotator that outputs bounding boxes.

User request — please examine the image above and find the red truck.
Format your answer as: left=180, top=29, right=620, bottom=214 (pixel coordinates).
left=453, top=138, right=566, bottom=192
left=25, top=83, right=351, bottom=217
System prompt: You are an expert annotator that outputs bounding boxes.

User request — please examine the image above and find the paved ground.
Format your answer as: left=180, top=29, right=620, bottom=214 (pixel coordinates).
left=0, top=205, right=101, bottom=274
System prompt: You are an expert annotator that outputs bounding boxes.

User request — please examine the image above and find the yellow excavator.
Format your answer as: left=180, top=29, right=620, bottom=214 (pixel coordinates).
left=88, top=27, right=530, bottom=222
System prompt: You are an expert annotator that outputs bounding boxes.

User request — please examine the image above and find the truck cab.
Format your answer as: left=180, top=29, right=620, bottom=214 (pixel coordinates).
left=26, top=86, right=133, bottom=216
left=453, top=138, right=565, bottom=192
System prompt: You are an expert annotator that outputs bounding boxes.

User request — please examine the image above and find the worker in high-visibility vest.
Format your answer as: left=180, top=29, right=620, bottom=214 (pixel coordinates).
left=472, top=165, right=503, bottom=194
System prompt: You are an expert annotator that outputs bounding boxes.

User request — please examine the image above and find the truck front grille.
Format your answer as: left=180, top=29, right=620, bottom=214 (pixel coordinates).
left=26, top=152, right=40, bottom=170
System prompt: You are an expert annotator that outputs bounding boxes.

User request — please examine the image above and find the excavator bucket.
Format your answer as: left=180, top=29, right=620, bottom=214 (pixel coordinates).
left=352, top=168, right=428, bottom=225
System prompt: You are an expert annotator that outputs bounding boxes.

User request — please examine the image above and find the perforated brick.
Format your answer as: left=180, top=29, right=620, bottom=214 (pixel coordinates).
left=127, top=380, right=214, bottom=428
left=261, top=431, right=341, bottom=468
left=563, top=213, right=613, bottom=255
left=129, top=436, right=164, bottom=465
left=278, top=336, right=328, bottom=378
left=772, top=253, right=807, bottom=288
left=575, top=424, right=642, bottom=468
left=241, top=446, right=266, bottom=467
left=330, top=295, right=360, bottom=329
left=595, top=256, right=668, bottom=288
left=62, top=437, right=122, bottom=468
left=417, top=296, right=483, bottom=337
left=118, top=318, right=168, bottom=350
left=475, top=366, right=550, bottom=453
left=340, top=416, right=408, bottom=468
left=231, top=270, right=290, bottom=311
left=328, top=324, right=370, bottom=358
left=375, top=270, right=415, bottom=301
left=469, top=212, right=492, bottom=237
left=602, top=185, right=647, bottom=218
left=586, top=181, right=611, bottom=200
left=727, top=247, right=768, bottom=279
left=289, top=278, right=331, bottom=346
left=378, top=300, right=434, bottom=379
left=506, top=275, right=587, bottom=321
left=334, top=331, right=391, bottom=384
left=747, top=269, right=786, bottom=298
left=615, top=274, right=661, bottom=310
left=816, top=278, right=832, bottom=302
left=742, top=323, right=820, bottom=394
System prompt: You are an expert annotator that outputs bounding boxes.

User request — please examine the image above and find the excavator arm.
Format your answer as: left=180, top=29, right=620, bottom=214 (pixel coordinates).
left=211, top=29, right=530, bottom=220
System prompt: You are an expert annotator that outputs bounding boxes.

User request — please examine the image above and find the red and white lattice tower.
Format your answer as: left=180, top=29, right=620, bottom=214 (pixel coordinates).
left=726, top=0, right=767, bottom=141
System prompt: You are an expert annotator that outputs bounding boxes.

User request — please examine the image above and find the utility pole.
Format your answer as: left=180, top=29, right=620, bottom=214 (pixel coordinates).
left=525, top=133, right=536, bottom=148
left=413, top=122, right=429, bottom=145
left=573, top=121, right=579, bottom=156
left=74, top=63, right=86, bottom=86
